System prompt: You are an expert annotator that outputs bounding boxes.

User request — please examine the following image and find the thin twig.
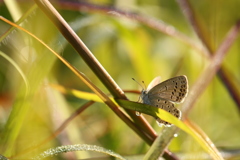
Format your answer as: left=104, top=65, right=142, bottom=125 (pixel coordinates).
left=176, top=0, right=213, bottom=53
left=217, top=67, right=240, bottom=111
left=150, top=20, right=240, bottom=159
left=0, top=15, right=156, bottom=158
left=182, top=20, right=240, bottom=115
left=54, top=0, right=209, bottom=58
left=33, top=0, right=164, bottom=158
left=176, top=0, right=240, bottom=109
left=55, top=0, right=240, bottom=110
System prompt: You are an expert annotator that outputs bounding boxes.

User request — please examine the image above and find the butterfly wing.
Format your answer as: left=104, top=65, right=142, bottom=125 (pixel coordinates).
left=147, top=75, right=188, bottom=103
left=146, top=76, right=161, bottom=91
left=148, top=98, right=182, bottom=126
left=141, top=75, right=188, bottom=126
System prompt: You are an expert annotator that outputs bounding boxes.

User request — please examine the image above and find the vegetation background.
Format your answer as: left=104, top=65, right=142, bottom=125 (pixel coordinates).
left=0, top=0, right=239, bottom=159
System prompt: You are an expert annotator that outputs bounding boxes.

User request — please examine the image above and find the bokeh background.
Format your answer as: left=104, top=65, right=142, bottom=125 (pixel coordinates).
left=0, top=0, right=240, bottom=159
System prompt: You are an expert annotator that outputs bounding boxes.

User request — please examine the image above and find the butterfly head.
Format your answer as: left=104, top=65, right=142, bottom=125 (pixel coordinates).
left=140, top=89, right=151, bottom=105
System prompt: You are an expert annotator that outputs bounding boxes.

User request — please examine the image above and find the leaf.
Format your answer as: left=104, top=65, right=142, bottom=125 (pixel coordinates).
left=116, top=99, right=223, bottom=160
left=51, top=84, right=103, bottom=103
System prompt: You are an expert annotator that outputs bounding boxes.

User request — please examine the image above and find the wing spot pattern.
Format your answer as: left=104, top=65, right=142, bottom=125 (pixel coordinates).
left=143, top=76, right=187, bottom=126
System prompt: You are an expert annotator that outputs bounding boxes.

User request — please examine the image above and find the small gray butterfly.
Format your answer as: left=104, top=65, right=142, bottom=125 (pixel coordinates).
left=141, top=75, right=188, bottom=126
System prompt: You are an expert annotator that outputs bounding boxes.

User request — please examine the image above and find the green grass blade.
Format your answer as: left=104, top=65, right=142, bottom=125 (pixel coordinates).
left=51, top=84, right=103, bottom=103
left=116, top=99, right=223, bottom=160
left=33, top=144, right=126, bottom=160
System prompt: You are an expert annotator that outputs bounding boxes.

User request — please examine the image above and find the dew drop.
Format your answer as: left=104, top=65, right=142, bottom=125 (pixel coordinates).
left=156, top=121, right=164, bottom=127
left=210, top=143, right=215, bottom=147
left=165, top=124, right=172, bottom=127
left=174, top=133, right=178, bottom=137
left=135, top=111, right=141, bottom=116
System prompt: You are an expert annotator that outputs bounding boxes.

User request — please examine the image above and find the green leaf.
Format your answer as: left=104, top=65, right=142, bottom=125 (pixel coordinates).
left=116, top=99, right=223, bottom=160
left=51, top=85, right=103, bottom=103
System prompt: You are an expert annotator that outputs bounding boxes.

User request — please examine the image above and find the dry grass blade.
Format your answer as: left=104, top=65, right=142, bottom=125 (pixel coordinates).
left=117, top=100, right=223, bottom=160
left=33, top=0, right=158, bottom=147
left=141, top=19, right=240, bottom=160
left=176, top=0, right=240, bottom=109
left=55, top=1, right=209, bottom=58
left=0, top=16, right=151, bottom=158
left=182, top=20, right=240, bottom=115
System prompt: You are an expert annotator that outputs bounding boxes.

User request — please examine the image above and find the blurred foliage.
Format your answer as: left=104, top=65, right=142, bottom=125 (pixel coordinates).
left=0, top=0, right=239, bottom=159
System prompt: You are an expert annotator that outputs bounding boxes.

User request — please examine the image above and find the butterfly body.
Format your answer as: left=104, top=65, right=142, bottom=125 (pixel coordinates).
left=140, top=75, right=188, bottom=126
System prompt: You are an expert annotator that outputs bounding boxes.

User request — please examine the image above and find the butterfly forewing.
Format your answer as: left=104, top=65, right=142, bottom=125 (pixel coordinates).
left=147, top=75, right=188, bottom=103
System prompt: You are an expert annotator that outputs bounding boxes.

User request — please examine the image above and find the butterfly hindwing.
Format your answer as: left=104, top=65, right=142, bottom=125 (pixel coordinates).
left=148, top=98, right=181, bottom=118
left=148, top=98, right=182, bottom=126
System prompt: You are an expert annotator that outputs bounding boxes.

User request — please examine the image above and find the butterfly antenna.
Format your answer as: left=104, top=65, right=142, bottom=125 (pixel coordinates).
left=132, top=78, right=144, bottom=90
left=132, top=78, right=143, bottom=103
left=142, top=81, right=146, bottom=90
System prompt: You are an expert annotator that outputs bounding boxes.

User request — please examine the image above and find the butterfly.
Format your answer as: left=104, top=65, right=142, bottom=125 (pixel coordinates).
left=140, top=75, right=188, bottom=126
